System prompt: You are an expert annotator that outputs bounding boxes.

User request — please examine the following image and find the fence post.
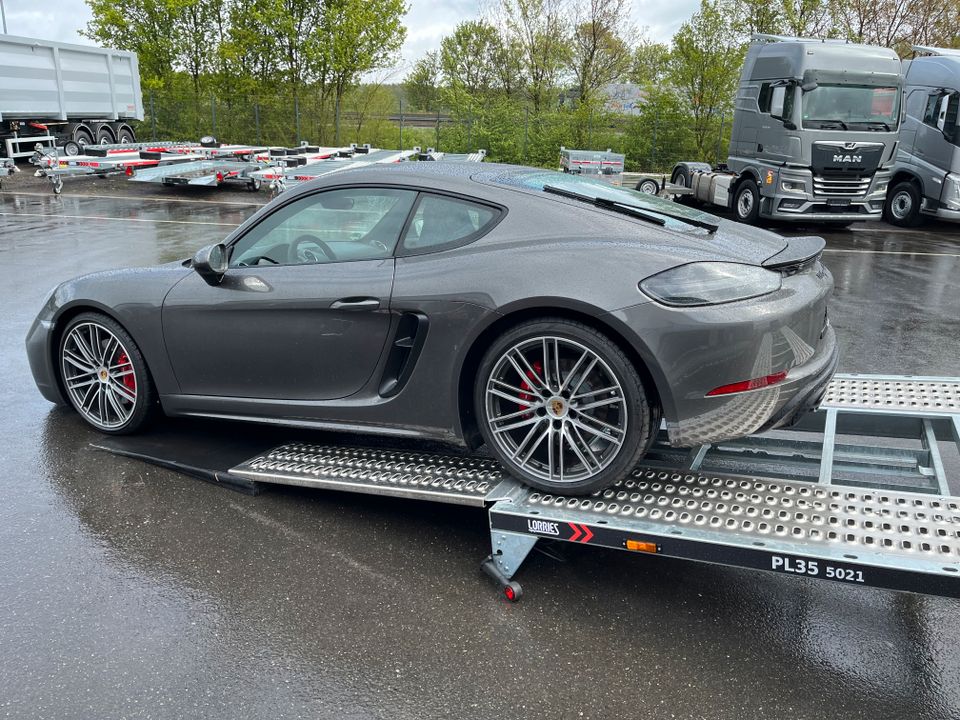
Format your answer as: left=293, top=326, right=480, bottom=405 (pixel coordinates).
left=255, top=102, right=261, bottom=145
left=335, top=95, right=341, bottom=145
left=523, top=107, right=529, bottom=162
left=467, top=114, right=472, bottom=152
left=294, top=96, right=302, bottom=144
left=651, top=107, right=659, bottom=171
left=435, top=110, right=440, bottom=150
left=399, top=98, right=403, bottom=149
left=715, top=111, right=726, bottom=166
left=211, top=96, right=217, bottom=137
left=150, top=89, right=157, bottom=141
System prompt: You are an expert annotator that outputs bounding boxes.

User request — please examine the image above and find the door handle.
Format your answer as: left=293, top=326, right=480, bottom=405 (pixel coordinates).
left=331, top=297, right=380, bottom=311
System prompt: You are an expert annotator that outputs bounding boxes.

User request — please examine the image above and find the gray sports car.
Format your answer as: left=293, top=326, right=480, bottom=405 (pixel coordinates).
left=26, top=162, right=838, bottom=494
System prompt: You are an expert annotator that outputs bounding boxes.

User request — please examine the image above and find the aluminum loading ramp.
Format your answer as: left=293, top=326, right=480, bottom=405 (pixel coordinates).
left=222, top=374, right=960, bottom=602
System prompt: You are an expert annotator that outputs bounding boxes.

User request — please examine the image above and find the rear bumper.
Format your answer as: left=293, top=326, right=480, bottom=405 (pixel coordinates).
left=666, top=324, right=838, bottom=446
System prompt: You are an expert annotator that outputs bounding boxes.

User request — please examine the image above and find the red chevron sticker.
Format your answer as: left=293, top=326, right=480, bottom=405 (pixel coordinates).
left=567, top=523, right=594, bottom=543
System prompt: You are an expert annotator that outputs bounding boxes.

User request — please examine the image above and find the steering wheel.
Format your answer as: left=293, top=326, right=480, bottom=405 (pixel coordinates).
left=292, top=234, right=337, bottom=263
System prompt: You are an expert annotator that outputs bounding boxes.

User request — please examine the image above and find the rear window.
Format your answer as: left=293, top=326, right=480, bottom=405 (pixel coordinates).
left=494, top=170, right=721, bottom=232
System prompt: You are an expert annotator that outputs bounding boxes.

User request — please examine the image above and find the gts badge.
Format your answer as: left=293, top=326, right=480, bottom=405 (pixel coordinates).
left=832, top=154, right=862, bottom=163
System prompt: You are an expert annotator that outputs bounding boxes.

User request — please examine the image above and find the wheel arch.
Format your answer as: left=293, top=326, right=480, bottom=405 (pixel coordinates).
left=49, top=301, right=153, bottom=403
left=455, top=301, right=667, bottom=450
left=889, top=169, right=923, bottom=194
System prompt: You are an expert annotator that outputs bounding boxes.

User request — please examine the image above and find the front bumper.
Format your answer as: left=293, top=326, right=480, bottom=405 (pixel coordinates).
left=25, top=315, right=64, bottom=405
left=760, top=167, right=888, bottom=221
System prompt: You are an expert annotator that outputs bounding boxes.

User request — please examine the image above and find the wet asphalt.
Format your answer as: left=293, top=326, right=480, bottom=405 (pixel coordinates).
left=2, top=175, right=960, bottom=719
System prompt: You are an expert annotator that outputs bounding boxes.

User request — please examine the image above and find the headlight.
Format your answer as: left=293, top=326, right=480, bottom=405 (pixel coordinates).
left=873, top=179, right=889, bottom=195
left=780, top=180, right=805, bottom=193
left=943, top=173, right=960, bottom=210
left=639, top=262, right=782, bottom=307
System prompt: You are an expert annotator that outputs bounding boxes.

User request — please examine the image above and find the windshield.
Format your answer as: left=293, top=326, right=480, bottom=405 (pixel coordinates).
left=801, top=84, right=900, bottom=130
left=499, top=171, right=722, bottom=234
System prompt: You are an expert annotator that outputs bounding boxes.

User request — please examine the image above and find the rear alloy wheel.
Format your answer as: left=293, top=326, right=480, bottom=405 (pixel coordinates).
left=476, top=319, right=655, bottom=495
left=734, top=179, right=760, bottom=224
left=59, top=313, right=155, bottom=434
left=883, top=181, right=923, bottom=228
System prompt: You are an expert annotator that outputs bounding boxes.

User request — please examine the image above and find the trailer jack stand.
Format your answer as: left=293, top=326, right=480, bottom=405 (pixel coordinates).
left=481, top=556, right=524, bottom=602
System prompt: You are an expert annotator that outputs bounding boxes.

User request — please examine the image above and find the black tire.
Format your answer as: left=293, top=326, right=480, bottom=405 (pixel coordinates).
left=95, top=125, right=115, bottom=145
left=62, top=139, right=81, bottom=157
left=671, top=166, right=690, bottom=188
left=58, top=312, right=157, bottom=434
left=733, top=178, right=761, bottom=225
left=475, top=318, right=656, bottom=495
left=117, top=127, right=136, bottom=144
left=73, top=127, right=94, bottom=153
left=636, top=177, right=660, bottom=195
left=883, top=181, right=923, bottom=228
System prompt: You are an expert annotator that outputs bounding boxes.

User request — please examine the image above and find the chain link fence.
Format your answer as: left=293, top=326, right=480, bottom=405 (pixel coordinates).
left=142, top=88, right=732, bottom=172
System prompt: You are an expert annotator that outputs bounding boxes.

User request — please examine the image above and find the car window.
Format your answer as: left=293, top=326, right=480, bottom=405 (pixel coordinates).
left=230, top=187, right=417, bottom=267
left=402, top=194, right=497, bottom=253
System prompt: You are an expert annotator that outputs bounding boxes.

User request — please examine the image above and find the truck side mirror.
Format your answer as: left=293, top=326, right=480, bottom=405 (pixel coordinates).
left=770, top=86, right=786, bottom=119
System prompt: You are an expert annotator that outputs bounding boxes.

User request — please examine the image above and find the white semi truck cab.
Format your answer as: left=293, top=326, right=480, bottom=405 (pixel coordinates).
left=885, top=47, right=960, bottom=227
left=672, top=35, right=902, bottom=225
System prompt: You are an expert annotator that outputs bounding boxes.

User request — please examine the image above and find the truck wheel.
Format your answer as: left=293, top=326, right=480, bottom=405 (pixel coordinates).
left=671, top=166, right=691, bottom=188
left=883, top=181, right=923, bottom=228
left=117, top=127, right=136, bottom=144
left=73, top=127, right=94, bottom=153
left=96, top=125, right=115, bottom=145
left=734, top=179, right=760, bottom=225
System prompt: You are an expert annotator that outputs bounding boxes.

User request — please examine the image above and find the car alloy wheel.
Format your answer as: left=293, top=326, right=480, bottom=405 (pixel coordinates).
left=61, top=321, right=139, bottom=430
left=476, top=319, right=657, bottom=495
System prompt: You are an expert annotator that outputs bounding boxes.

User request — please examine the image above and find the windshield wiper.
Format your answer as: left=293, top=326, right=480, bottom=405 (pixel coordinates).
left=815, top=120, right=848, bottom=130
left=866, top=121, right=891, bottom=131
left=543, top=184, right=718, bottom=234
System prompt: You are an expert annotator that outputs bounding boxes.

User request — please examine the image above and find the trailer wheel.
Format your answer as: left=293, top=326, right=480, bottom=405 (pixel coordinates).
left=247, top=177, right=262, bottom=192
left=117, top=126, right=136, bottom=144
left=52, top=175, right=63, bottom=195
left=62, top=140, right=82, bottom=157
left=733, top=179, right=760, bottom=225
left=636, top=178, right=660, bottom=195
left=883, top=181, right=923, bottom=228
left=73, top=127, right=94, bottom=152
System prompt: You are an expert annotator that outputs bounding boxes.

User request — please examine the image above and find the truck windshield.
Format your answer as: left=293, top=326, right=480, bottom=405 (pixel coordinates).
left=801, top=84, right=900, bottom=130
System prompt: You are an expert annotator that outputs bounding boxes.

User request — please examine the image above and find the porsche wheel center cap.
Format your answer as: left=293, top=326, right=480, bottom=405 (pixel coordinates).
left=98, top=368, right=109, bottom=382
left=546, top=396, right=568, bottom=418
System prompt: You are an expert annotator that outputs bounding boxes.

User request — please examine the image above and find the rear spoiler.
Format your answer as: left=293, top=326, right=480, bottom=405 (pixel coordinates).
left=762, top=236, right=825, bottom=269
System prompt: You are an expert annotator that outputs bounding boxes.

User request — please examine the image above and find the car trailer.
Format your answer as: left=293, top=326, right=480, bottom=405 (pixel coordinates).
left=417, top=148, right=487, bottom=162
left=256, top=148, right=419, bottom=196
left=98, top=373, right=960, bottom=604
left=129, top=158, right=265, bottom=190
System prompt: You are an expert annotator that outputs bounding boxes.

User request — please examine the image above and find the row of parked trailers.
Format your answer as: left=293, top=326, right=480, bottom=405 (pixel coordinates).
left=21, top=140, right=487, bottom=195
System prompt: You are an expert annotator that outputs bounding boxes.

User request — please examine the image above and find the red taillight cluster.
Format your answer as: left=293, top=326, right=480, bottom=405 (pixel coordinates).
left=706, top=371, right=788, bottom=397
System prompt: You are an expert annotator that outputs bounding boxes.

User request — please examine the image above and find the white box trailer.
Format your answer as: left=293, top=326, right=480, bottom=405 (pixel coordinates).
left=0, top=34, right=143, bottom=159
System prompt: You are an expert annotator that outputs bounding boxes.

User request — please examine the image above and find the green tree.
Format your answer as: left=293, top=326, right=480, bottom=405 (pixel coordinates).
left=668, top=0, right=745, bottom=158
left=83, top=0, right=180, bottom=85
left=499, top=0, right=569, bottom=114
left=403, top=50, right=442, bottom=111
left=630, top=38, right=670, bottom=87
left=568, top=0, right=633, bottom=108
left=440, top=20, right=502, bottom=95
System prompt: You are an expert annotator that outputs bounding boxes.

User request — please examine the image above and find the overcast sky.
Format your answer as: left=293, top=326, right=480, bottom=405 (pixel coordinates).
left=1, top=0, right=699, bottom=75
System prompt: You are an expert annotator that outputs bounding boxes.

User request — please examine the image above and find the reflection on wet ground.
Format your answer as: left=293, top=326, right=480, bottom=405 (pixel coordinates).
left=2, top=189, right=960, bottom=718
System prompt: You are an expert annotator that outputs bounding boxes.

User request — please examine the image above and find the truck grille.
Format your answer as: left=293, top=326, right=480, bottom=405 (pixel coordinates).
left=813, top=174, right=871, bottom=197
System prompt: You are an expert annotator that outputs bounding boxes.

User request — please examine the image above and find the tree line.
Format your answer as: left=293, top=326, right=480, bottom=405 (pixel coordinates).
left=85, top=0, right=959, bottom=169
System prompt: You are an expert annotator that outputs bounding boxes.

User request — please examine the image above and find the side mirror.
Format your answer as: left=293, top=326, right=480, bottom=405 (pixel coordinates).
left=770, top=86, right=786, bottom=119
left=193, top=243, right=227, bottom=286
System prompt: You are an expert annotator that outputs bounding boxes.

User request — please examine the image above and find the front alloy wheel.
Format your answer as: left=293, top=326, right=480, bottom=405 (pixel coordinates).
left=59, top=313, right=155, bottom=433
left=476, top=319, right=655, bottom=495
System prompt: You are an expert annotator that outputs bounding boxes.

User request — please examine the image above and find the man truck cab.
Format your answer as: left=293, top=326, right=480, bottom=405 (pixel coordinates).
left=672, top=35, right=902, bottom=225
left=885, top=47, right=960, bottom=227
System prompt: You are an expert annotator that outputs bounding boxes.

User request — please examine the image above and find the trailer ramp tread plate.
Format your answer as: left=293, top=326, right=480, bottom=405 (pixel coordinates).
left=229, top=443, right=506, bottom=506
left=489, top=467, right=960, bottom=598
left=824, top=375, right=960, bottom=416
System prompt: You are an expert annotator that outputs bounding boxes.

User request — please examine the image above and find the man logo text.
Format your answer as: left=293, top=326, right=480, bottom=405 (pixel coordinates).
left=832, top=154, right=862, bottom=163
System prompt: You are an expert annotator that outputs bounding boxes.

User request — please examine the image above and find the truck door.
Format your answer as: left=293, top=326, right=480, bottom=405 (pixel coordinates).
left=915, top=91, right=957, bottom=201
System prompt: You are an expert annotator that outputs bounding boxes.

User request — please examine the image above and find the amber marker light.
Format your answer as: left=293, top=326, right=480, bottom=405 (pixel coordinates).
left=626, top=540, right=659, bottom=553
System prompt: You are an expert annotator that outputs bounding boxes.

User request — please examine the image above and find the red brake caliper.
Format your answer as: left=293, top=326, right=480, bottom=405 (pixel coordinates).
left=518, top=360, right=543, bottom=417
left=116, top=351, right=136, bottom=394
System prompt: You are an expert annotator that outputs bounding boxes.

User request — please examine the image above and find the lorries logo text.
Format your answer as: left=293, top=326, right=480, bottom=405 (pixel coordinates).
left=832, top=154, right=862, bottom=163
left=528, top=519, right=560, bottom=535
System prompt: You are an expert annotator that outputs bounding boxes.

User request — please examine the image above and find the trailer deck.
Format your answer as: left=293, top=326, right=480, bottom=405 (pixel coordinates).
left=94, top=373, right=960, bottom=603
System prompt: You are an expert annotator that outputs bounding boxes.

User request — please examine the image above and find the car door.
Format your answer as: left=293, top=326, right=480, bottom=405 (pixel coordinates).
left=162, top=186, right=417, bottom=400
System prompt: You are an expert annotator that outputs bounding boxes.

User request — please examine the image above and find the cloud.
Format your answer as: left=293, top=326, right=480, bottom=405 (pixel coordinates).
left=2, top=0, right=93, bottom=44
